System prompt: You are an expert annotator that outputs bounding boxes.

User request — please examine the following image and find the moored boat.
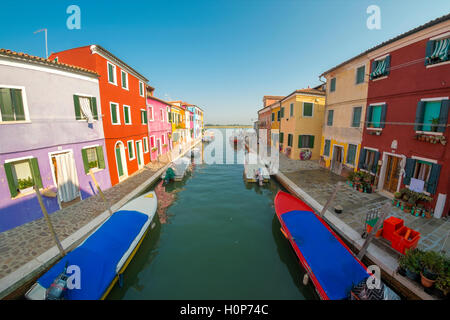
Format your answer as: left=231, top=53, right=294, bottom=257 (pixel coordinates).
left=25, top=191, right=158, bottom=300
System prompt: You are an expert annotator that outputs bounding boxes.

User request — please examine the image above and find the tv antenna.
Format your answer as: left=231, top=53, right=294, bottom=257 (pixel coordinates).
left=34, top=28, right=48, bottom=59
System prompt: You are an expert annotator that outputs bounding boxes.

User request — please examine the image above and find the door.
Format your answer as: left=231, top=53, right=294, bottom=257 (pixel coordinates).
left=115, top=142, right=128, bottom=180
left=156, top=138, right=162, bottom=155
left=136, top=140, right=144, bottom=169
left=383, top=155, right=400, bottom=193
left=51, top=152, right=80, bottom=203
left=331, top=146, right=343, bottom=175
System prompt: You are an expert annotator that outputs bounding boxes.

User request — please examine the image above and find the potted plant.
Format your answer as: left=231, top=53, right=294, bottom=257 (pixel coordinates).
left=399, top=248, right=423, bottom=281
left=431, top=117, right=440, bottom=132
left=420, top=251, right=445, bottom=288
left=18, top=177, right=35, bottom=194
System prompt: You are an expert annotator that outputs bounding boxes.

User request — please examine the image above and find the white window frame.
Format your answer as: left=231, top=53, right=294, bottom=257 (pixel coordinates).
left=127, top=140, right=135, bottom=160
left=107, top=61, right=117, bottom=85
left=148, top=105, right=154, bottom=121
left=139, top=81, right=144, bottom=97
left=110, top=102, right=120, bottom=125
left=121, top=70, right=129, bottom=90
left=150, top=135, right=156, bottom=150
left=140, top=109, right=147, bottom=124
left=0, top=85, right=31, bottom=124
left=123, top=105, right=131, bottom=125
left=143, top=137, right=149, bottom=153
left=302, top=102, right=314, bottom=118
left=4, top=155, right=42, bottom=198
left=366, top=102, right=385, bottom=131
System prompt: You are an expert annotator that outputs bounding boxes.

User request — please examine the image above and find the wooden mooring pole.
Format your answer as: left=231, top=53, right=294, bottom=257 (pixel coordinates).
left=319, top=181, right=342, bottom=217
left=34, top=185, right=66, bottom=257
left=357, top=202, right=391, bottom=260
left=89, top=169, right=113, bottom=216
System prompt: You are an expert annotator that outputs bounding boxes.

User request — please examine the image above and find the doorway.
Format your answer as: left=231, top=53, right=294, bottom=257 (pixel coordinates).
left=115, top=141, right=128, bottom=181
left=331, top=145, right=344, bottom=175
left=50, top=151, right=80, bottom=206
left=136, top=140, right=144, bottom=169
left=383, top=155, right=401, bottom=193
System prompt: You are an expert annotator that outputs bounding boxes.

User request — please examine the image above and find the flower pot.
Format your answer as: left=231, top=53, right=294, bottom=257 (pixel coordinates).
left=397, top=267, right=406, bottom=277
left=405, top=269, right=420, bottom=281
left=19, top=186, right=34, bottom=194
left=420, top=272, right=436, bottom=288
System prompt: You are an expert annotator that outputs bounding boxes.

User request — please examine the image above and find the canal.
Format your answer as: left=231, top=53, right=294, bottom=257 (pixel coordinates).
left=108, top=129, right=317, bottom=300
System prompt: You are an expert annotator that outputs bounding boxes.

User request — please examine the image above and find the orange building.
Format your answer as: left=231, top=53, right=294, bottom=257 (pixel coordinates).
left=49, top=45, right=150, bottom=185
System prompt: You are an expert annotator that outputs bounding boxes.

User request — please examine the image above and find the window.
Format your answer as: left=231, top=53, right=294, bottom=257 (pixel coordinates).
left=73, top=95, right=98, bottom=121
left=127, top=140, right=135, bottom=160
left=346, top=144, right=357, bottom=165
left=150, top=136, right=155, bottom=148
left=139, top=82, right=144, bottom=97
left=358, top=148, right=379, bottom=173
left=351, top=107, right=362, bottom=127
left=425, top=38, right=449, bottom=66
left=287, top=134, right=293, bottom=147
left=279, top=132, right=284, bottom=143
left=143, top=137, right=149, bottom=153
left=356, top=65, right=365, bottom=84
left=323, top=139, right=331, bottom=156
left=81, top=146, right=105, bottom=173
left=121, top=105, right=130, bottom=124
left=277, top=111, right=280, bottom=121
left=366, top=104, right=386, bottom=128
left=140, top=109, right=147, bottom=124
left=148, top=106, right=154, bottom=121
left=280, top=107, right=285, bottom=118
left=160, top=109, right=164, bottom=122
left=327, top=110, right=334, bottom=126
left=370, top=56, right=390, bottom=80
left=272, top=113, right=275, bottom=121
left=162, top=134, right=166, bottom=145
left=330, top=78, right=336, bottom=92
left=298, top=135, right=314, bottom=148
left=415, top=99, right=449, bottom=133
left=121, top=70, right=128, bottom=89
left=0, top=87, right=27, bottom=122
left=107, top=62, right=117, bottom=85
left=290, top=103, right=294, bottom=117
left=303, top=103, right=313, bottom=117
left=3, top=157, right=43, bottom=198
left=404, top=158, right=441, bottom=194
left=110, top=102, right=120, bottom=124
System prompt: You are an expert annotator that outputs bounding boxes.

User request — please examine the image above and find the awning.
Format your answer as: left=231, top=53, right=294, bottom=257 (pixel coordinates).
left=371, top=59, right=386, bottom=78
left=430, top=38, right=449, bottom=61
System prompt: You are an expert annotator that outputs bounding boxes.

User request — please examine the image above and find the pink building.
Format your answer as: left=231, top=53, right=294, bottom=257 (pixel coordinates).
left=147, top=92, right=172, bottom=160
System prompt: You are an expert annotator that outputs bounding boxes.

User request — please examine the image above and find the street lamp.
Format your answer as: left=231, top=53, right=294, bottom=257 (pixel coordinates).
left=34, top=28, right=48, bottom=59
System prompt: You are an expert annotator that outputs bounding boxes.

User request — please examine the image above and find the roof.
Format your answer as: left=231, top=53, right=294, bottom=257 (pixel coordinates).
left=0, top=49, right=99, bottom=77
left=263, top=95, right=284, bottom=100
left=280, top=88, right=325, bottom=103
left=320, top=13, right=450, bottom=76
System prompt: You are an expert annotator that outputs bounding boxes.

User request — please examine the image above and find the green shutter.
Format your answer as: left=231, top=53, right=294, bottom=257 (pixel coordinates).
left=330, top=78, right=336, bottom=92
left=309, top=135, right=315, bottom=148
left=29, top=158, right=43, bottom=189
left=0, top=88, right=14, bottom=121
left=358, top=148, right=366, bottom=169
left=370, top=61, right=378, bottom=80
left=426, top=163, right=441, bottom=194
left=290, top=104, right=294, bottom=117
left=144, top=110, right=148, bottom=124
left=81, top=148, right=90, bottom=174
left=111, top=104, right=117, bottom=123
left=352, top=107, right=362, bottom=127
left=372, top=152, right=380, bottom=174
left=298, top=135, right=302, bottom=148
left=90, top=97, right=98, bottom=120
left=380, top=104, right=387, bottom=128
left=415, top=101, right=426, bottom=131
left=116, top=146, right=124, bottom=177
left=438, top=100, right=449, bottom=133
left=425, top=40, right=435, bottom=65
left=108, top=64, right=114, bottom=82
left=384, top=56, right=391, bottom=76
left=281, top=107, right=284, bottom=118
left=11, top=89, right=25, bottom=121
left=96, top=146, right=105, bottom=169
left=327, top=110, right=333, bottom=126
left=124, top=107, right=129, bottom=124
left=4, top=162, right=18, bottom=197
left=403, top=158, right=416, bottom=185
left=279, top=132, right=284, bottom=143
left=366, top=105, right=373, bottom=127
left=73, top=95, right=82, bottom=120
left=272, top=113, right=274, bottom=121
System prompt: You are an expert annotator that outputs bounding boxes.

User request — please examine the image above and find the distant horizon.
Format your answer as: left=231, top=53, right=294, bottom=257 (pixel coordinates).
left=1, top=1, right=449, bottom=124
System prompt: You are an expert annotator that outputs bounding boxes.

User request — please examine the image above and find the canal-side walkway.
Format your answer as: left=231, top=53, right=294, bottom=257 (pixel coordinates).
left=0, top=139, right=201, bottom=299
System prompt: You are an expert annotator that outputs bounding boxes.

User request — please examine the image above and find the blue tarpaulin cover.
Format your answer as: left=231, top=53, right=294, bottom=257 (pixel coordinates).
left=281, top=210, right=369, bottom=300
left=38, top=210, right=148, bottom=300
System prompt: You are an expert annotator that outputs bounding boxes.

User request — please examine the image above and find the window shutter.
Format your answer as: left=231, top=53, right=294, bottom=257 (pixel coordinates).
left=372, top=152, right=380, bottom=174
left=366, top=105, right=373, bottom=127
left=298, top=135, right=302, bottom=148
left=414, top=101, right=426, bottom=131
left=145, top=110, right=148, bottom=124
left=380, top=104, right=387, bottom=128
left=358, top=148, right=366, bottom=169
left=403, top=158, right=416, bottom=185
left=370, top=61, right=377, bottom=80
left=384, top=56, right=391, bottom=76
left=0, top=88, right=14, bottom=121
left=437, top=99, right=449, bottom=132
left=272, top=113, right=274, bottom=121
left=90, top=97, right=98, bottom=120
left=4, top=162, right=18, bottom=197
left=96, top=146, right=105, bottom=169
left=281, top=107, right=284, bottom=118
left=81, top=149, right=90, bottom=174
left=11, top=89, right=25, bottom=121
left=280, top=132, right=284, bottom=143
left=29, top=158, right=43, bottom=189
left=426, top=163, right=441, bottom=194
left=309, top=135, right=315, bottom=148
left=425, top=40, right=435, bottom=65
left=73, top=95, right=82, bottom=120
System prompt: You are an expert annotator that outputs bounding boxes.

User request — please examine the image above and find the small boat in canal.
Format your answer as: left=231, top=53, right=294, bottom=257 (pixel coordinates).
left=25, top=191, right=158, bottom=300
left=274, top=191, right=399, bottom=300
left=244, top=164, right=270, bottom=185
left=162, top=156, right=191, bottom=182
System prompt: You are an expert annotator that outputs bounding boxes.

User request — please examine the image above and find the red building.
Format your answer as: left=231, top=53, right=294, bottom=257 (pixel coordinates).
left=359, top=15, right=450, bottom=218
left=49, top=45, right=150, bottom=185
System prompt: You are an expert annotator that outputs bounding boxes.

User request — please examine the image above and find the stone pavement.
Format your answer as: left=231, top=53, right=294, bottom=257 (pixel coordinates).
left=278, top=154, right=450, bottom=255
left=0, top=160, right=168, bottom=280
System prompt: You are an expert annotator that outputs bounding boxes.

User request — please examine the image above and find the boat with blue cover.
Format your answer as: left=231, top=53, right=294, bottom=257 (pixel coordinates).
left=25, top=191, right=157, bottom=300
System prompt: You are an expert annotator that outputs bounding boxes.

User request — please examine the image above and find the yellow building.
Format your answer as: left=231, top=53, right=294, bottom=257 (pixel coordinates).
left=320, top=55, right=370, bottom=176
left=169, top=104, right=184, bottom=148
left=279, top=88, right=326, bottom=160
left=269, top=101, right=281, bottom=148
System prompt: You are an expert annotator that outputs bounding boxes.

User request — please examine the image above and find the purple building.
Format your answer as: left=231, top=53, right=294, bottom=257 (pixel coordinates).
left=0, top=49, right=112, bottom=232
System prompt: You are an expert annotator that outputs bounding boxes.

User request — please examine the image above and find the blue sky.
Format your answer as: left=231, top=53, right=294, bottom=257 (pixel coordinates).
left=1, top=1, right=449, bottom=124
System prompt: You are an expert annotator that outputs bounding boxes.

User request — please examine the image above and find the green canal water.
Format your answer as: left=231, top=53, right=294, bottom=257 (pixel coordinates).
left=108, top=130, right=318, bottom=300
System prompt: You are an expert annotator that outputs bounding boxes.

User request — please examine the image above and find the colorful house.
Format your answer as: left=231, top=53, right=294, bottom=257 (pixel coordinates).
left=187, top=105, right=203, bottom=140
left=146, top=87, right=171, bottom=160
left=320, top=53, right=370, bottom=176
left=49, top=45, right=150, bottom=186
left=168, top=102, right=185, bottom=152
left=270, top=101, right=282, bottom=148
left=279, top=88, right=326, bottom=160
left=359, top=14, right=450, bottom=218
left=257, top=105, right=271, bottom=144
left=0, top=49, right=111, bottom=232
